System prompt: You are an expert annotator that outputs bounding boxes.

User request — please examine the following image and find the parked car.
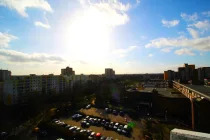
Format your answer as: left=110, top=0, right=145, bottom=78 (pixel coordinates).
left=100, top=136, right=107, bottom=140
left=69, top=126, right=76, bottom=131
left=65, top=125, right=71, bottom=128
left=113, top=110, right=118, bottom=115
left=119, top=111, right=125, bottom=116
left=86, top=104, right=91, bottom=109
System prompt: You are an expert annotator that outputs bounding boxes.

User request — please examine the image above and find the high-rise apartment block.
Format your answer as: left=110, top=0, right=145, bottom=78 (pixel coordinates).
left=164, top=63, right=210, bottom=85
left=2, top=67, right=89, bottom=105
left=61, top=66, right=75, bottom=76
left=105, top=68, right=115, bottom=79
left=0, top=70, right=11, bottom=82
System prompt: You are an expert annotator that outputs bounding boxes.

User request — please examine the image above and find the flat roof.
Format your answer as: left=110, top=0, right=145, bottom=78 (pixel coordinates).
left=183, top=84, right=210, bottom=97
left=128, top=87, right=185, bottom=98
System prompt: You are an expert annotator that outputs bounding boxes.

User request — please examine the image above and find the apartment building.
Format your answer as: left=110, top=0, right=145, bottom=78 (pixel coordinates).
left=61, top=66, right=75, bottom=76
left=0, top=69, right=11, bottom=82
left=164, top=70, right=175, bottom=81
left=105, top=68, right=115, bottom=79
left=0, top=82, right=3, bottom=102
left=3, top=74, right=73, bottom=105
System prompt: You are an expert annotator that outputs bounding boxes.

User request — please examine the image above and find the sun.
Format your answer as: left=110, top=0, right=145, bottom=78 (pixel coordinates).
left=65, top=7, right=111, bottom=63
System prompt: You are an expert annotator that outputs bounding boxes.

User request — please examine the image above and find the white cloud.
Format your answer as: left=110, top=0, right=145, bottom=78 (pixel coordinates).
left=181, top=13, right=198, bottom=21
left=0, top=49, right=65, bottom=63
left=187, top=28, right=199, bottom=39
left=140, top=35, right=147, bottom=40
left=0, top=32, right=17, bottom=48
left=111, top=46, right=137, bottom=57
left=136, top=0, right=140, bottom=4
left=189, top=20, right=210, bottom=30
left=0, top=0, right=53, bottom=17
left=202, top=11, right=210, bottom=17
left=77, top=0, right=131, bottom=27
left=200, top=52, right=204, bottom=56
left=148, top=53, right=154, bottom=57
left=145, top=36, right=210, bottom=51
left=174, top=48, right=195, bottom=56
left=162, top=19, right=179, bottom=28
left=34, top=12, right=51, bottom=29
left=161, top=47, right=172, bottom=52
left=34, top=21, right=50, bottom=29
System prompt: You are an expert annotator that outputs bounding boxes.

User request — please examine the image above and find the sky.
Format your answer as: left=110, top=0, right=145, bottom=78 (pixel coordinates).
left=0, top=0, right=210, bottom=75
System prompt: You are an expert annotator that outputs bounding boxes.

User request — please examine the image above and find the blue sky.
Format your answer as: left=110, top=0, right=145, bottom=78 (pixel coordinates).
left=0, top=0, right=210, bottom=75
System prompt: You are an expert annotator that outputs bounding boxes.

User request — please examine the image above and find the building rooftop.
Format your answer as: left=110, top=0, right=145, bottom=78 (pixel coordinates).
left=183, top=84, right=210, bottom=98
left=127, top=87, right=185, bottom=98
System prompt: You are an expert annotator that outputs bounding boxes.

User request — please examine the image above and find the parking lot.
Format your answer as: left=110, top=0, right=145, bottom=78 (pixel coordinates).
left=60, top=107, right=143, bottom=140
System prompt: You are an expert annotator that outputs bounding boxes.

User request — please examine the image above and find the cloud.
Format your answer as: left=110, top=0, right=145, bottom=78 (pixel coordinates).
left=136, top=0, right=140, bottom=4
left=73, top=60, right=88, bottom=65
left=187, top=28, right=199, bottom=39
left=34, top=12, right=51, bottom=29
left=189, top=20, right=210, bottom=30
left=0, top=32, right=17, bottom=48
left=34, top=21, right=50, bottom=29
left=161, top=47, right=172, bottom=52
left=0, top=0, right=53, bottom=17
left=181, top=13, right=198, bottom=21
left=145, top=36, right=210, bottom=51
left=148, top=53, right=154, bottom=57
left=174, top=48, right=195, bottom=56
left=111, top=45, right=137, bottom=57
left=77, top=0, right=131, bottom=27
left=0, top=49, right=65, bottom=63
left=140, top=35, right=147, bottom=40
left=162, top=19, right=179, bottom=28
left=202, top=11, right=210, bottom=17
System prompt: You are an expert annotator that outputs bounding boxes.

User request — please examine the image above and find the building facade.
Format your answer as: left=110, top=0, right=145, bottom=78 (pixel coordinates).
left=61, top=66, right=75, bottom=76
left=105, top=68, right=115, bottom=79
left=198, top=67, right=210, bottom=82
left=3, top=74, right=73, bottom=105
left=0, top=70, right=11, bottom=82
left=0, top=82, right=3, bottom=102
left=164, top=70, right=175, bottom=81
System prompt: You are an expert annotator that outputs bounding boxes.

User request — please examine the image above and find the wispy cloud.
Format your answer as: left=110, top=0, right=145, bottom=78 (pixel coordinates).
left=0, top=32, right=17, bottom=48
left=77, top=0, right=131, bottom=27
left=111, top=46, right=137, bottom=57
left=181, top=13, right=198, bottom=21
left=145, top=36, right=210, bottom=52
left=174, top=48, right=195, bottom=56
left=34, top=21, right=50, bottom=29
left=140, top=35, right=147, bottom=40
left=136, top=0, right=140, bottom=4
left=0, top=49, right=65, bottom=64
left=73, top=60, right=89, bottom=65
left=189, top=20, right=210, bottom=31
left=162, top=19, right=179, bottom=28
left=161, top=48, right=172, bottom=52
left=34, top=12, right=51, bottom=29
left=202, top=11, right=210, bottom=17
left=187, top=28, right=199, bottom=39
left=148, top=53, right=154, bottom=57
left=0, top=0, right=53, bottom=17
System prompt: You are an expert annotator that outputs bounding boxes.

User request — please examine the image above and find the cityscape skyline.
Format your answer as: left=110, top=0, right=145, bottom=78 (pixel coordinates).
left=0, top=0, right=210, bottom=75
